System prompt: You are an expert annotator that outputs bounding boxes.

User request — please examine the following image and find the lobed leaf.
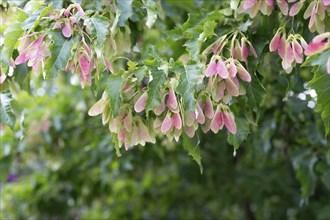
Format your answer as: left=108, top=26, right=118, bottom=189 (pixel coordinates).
left=176, top=62, right=204, bottom=111
left=183, top=134, right=203, bottom=174
left=22, top=4, right=53, bottom=31
left=0, top=92, right=16, bottom=129
left=45, top=0, right=63, bottom=9
left=304, top=51, right=330, bottom=136
left=85, top=16, right=110, bottom=48
left=145, top=69, right=166, bottom=112
left=243, top=72, right=266, bottom=121
left=107, top=74, right=124, bottom=117
left=117, top=0, right=133, bottom=27
left=227, top=116, right=251, bottom=150
left=1, top=10, right=28, bottom=72
left=44, top=31, right=75, bottom=78
left=308, top=69, right=330, bottom=136
left=143, top=0, right=158, bottom=28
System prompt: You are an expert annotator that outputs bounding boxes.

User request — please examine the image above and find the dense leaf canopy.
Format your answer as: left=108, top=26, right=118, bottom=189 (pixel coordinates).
left=0, top=0, right=329, bottom=219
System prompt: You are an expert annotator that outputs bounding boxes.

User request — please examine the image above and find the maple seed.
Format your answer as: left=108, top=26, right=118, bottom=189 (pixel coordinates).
left=62, top=22, right=72, bottom=38
left=196, top=102, right=205, bottom=124
left=241, top=38, right=249, bottom=60
left=216, top=60, right=229, bottom=79
left=173, top=113, right=182, bottom=129
left=223, top=111, right=237, bottom=134
left=204, top=97, right=214, bottom=119
left=78, top=54, right=90, bottom=76
left=134, top=92, right=148, bottom=113
left=210, top=107, right=224, bottom=133
left=229, top=60, right=237, bottom=77
left=154, top=96, right=166, bottom=116
left=75, top=3, right=85, bottom=16
left=304, top=33, right=330, bottom=56
left=270, top=31, right=281, bottom=52
left=168, top=89, right=178, bottom=111
left=161, top=112, right=173, bottom=134
left=205, top=60, right=217, bottom=77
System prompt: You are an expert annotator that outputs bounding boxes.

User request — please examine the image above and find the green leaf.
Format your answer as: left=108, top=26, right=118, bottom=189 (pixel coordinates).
left=0, top=92, right=16, bottom=129
left=45, top=0, right=63, bottom=9
left=292, top=150, right=318, bottom=200
left=145, top=69, right=166, bottom=112
left=127, top=61, right=138, bottom=70
left=182, top=14, right=203, bottom=60
left=44, top=31, right=75, bottom=78
left=117, top=0, right=133, bottom=27
left=228, top=116, right=251, bottom=151
left=13, top=63, right=31, bottom=93
left=321, top=168, right=330, bottom=189
left=243, top=72, right=266, bottom=121
left=176, top=62, right=204, bottom=111
left=1, top=10, right=28, bottom=72
left=308, top=69, right=330, bottom=136
left=0, top=157, right=11, bottom=183
left=303, top=51, right=330, bottom=135
left=143, top=0, right=157, bottom=28
left=183, top=134, right=203, bottom=174
left=142, top=59, right=161, bottom=67
left=85, top=16, right=110, bottom=47
left=303, top=51, right=329, bottom=72
left=134, top=66, right=148, bottom=82
left=184, top=39, right=200, bottom=61
left=181, top=12, right=222, bottom=60
left=302, top=53, right=320, bottom=67
left=107, top=74, right=124, bottom=117
left=22, top=4, right=53, bottom=31
left=1, top=23, right=24, bottom=71
left=230, top=0, right=240, bottom=10
left=111, top=133, right=122, bottom=157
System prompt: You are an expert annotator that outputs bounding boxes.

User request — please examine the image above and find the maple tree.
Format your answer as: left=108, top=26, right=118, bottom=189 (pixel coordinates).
left=0, top=1, right=330, bottom=219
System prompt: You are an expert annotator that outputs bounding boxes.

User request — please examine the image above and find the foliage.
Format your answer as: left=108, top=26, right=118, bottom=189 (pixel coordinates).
left=0, top=0, right=329, bottom=219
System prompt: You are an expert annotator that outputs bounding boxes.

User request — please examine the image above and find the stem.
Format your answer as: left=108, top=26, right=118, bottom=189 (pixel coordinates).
left=290, top=17, right=295, bottom=33
left=76, top=23, right=92, bottom=42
